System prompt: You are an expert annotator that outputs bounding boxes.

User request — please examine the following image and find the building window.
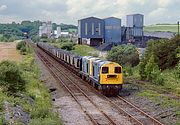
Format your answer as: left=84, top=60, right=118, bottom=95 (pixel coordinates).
left=115, top=67, right=121, bottom=73
left=92, top=23, right=94, bottom=35
left=85, top=23, right=88, bottom=35
left=102, top=67, right=109, bottom=74
left=99, top=23, right=101, bottom=35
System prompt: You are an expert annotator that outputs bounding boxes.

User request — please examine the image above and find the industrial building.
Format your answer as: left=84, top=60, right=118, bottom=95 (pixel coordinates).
left=39, top=21, right=53, bottom=38
left=126, top=14, right=144, bottom=42
left=78, top=14, right=144, bottom=49
left=78, top=17, right=104, bottom=46
left=104, top=17, right=121, bottom=43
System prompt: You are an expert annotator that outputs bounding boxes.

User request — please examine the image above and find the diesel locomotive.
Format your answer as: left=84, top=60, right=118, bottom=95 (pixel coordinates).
left=37, top=42, right=123, bottom=96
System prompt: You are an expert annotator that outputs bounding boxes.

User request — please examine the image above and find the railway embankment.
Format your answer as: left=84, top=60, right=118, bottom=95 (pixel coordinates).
left=0, top=41, right=62, bottom=125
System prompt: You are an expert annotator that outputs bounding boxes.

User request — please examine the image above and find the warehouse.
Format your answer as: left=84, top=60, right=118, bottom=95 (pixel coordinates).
left=104, top=17, right=121, bottom=43
left=78, top=17, right=104, bottom=46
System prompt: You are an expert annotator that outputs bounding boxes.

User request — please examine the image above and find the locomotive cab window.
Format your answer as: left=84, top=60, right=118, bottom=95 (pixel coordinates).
left=115, top=67, right=121, bottom=73
left=102, top=67, right=109, bottom=74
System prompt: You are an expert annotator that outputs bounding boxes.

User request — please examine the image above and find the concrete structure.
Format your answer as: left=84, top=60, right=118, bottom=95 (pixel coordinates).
left=104, top=17, right=121, bottom=43
left=39, top=21, right=53, bottom=38
left=78, top=17, right=104, bottom=46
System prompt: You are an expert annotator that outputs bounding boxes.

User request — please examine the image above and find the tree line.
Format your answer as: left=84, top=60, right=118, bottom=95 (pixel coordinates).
left=0, top=21, right=77, bottom=42
left=107, top=36, right=180, bottom=85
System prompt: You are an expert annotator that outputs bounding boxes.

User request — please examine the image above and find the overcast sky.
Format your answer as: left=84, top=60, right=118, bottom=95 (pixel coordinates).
left=0, top=0, right=179, bottom=25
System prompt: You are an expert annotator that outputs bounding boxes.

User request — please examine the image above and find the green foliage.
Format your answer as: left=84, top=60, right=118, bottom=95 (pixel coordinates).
left=0, top=50, right=61, bottom=124
left=0, top=116, right=7, bottom=125
left=61, top=42, right=75, bottom=51
left=0, top=61, right=26, bottom=94
left=175, top=47, right=180, bottom=78
left=107, top=44, right=140, bottom=67
left=144, top=55, right=159, bottom=80
left=16, top=41, right=32, bottom=55
left=123, top=65, right=133, bottom=77
left=0, top=21, right=77, bottom=41
left=140, top=55, right=164, bottom=85
left=144, top=37, right=179, bottom=70
left=31, top=36, right=40, bottom=43
left=139, top=36, right=180, bottom=84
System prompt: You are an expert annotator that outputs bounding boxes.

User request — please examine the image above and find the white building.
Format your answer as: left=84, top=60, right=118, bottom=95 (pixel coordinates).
left=56, top=27, right=61, bottom=38
left=39, top=21, right=53, bottom=38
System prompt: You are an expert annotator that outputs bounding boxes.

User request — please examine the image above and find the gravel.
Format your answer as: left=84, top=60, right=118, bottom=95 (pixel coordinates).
left=121, top=83, right=179, bottom=125
left=35, top=55, right=93, bottom=125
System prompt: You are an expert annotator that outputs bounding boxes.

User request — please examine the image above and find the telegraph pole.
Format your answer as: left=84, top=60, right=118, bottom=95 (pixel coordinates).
left=178, top=21, right=179, bottom=36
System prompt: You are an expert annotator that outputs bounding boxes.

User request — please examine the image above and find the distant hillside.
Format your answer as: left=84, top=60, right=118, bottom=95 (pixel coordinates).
left=144, top=24, right=179, bottom=33
left=0, top=21, right=77, bottom=41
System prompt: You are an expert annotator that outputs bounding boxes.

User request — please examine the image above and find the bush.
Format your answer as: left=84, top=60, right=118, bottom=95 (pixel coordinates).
left=141, top=55, right=164, bottom=85
left=16, top=41, right=32, bottom=55
left=0, top=61, right=26, bottom=94
left=123, top=65, right=133, bottom=77
left=141, top=37, right=179, bottom=71
left=151, top=70, right=164, bottom=85
left=107, top=44, right=140, bottom=67
left=61, top=42, right=75, bottom=51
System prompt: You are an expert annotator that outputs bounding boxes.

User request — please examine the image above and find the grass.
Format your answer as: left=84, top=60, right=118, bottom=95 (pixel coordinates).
left=0, top=44, right=62, bottom=124
left=144, top=24, right=179, bottom=33
left=49, top=40, right=100, bottom=57
left=72, top=44, right=99, bottom=56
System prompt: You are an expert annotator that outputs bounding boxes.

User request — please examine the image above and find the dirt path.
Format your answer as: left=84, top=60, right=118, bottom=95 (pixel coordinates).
left=0, top=42, right=22, bottom=62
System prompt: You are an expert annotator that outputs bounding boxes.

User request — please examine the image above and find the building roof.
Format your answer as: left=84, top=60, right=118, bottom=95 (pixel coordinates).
left=103, top=17, right=121, bottom=20
left=127, top=14, right=144, bottom=16
left=79, top=16, right=102, bottom=21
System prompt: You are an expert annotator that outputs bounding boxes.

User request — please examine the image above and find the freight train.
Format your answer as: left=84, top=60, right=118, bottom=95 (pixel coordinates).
left=37, top=42, right=123, bottom=96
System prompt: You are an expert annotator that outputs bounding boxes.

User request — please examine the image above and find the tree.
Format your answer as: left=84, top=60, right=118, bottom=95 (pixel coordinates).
left=145, top=55, right=159, bottom=80
left=0, top=61, right=26, bottom=94
left=107, top=44, right=140, bottom=67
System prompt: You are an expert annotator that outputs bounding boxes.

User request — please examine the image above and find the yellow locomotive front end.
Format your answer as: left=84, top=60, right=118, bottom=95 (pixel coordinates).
left=100, top=62, right=123, bottom=96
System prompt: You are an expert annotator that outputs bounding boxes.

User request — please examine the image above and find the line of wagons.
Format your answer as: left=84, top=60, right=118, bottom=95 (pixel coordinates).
left=37, top=42, right=123, bottom=96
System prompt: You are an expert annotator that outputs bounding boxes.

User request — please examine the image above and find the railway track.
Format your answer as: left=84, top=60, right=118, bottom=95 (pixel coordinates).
left=36, top=49, right=118, bottom=125
left=68, top=63, right=163, bottom=124
left=30, top=41, right=164, bottom=125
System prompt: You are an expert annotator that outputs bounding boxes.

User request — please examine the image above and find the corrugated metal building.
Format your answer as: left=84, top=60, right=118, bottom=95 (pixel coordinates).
left=104, top=17, right=121, bottom=43
left=126, top=14, right=144, bottom=39
left=78, top=17, right=104, bottom=46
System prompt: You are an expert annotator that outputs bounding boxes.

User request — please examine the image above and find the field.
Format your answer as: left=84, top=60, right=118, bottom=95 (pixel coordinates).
left=0, top=41, right=22, bottom=62
left=144, top=24, right=179, bottom=33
